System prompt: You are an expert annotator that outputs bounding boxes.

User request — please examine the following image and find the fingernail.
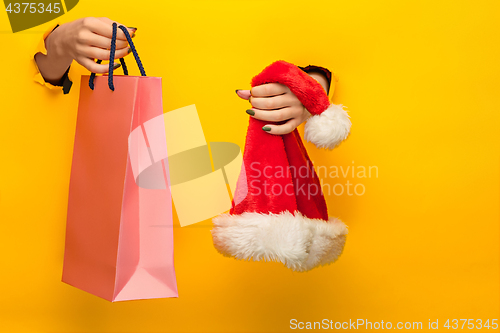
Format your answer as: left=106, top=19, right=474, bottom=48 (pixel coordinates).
left=128, top=27, right=137, bottom=31
left=131, top=32, right=136, bottom=38
left=262, top=126, right=271, bottom=132
left=127, top=48, right=132, bottom=54
left=246, top=109, right=255, bottom=116
left=113, top=63, right=121, bottom=69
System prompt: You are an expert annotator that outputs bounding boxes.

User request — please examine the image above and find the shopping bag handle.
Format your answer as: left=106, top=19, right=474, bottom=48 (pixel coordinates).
left=89, top=23, right=146, bottom=91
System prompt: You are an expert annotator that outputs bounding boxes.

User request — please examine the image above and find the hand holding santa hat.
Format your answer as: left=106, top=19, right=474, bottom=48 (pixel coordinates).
left=251, top=60, right=351, bottom=149
left=212, top=60, right=351, bottom=272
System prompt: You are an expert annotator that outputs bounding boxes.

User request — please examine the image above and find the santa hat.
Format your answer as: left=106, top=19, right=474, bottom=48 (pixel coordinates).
left=211, top=60, right=351, bottom=272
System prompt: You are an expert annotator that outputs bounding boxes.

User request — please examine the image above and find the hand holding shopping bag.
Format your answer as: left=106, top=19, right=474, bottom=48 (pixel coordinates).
left=63, top=23, right=178, bottom=302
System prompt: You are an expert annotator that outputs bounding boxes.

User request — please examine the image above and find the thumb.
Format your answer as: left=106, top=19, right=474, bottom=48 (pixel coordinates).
left=235, top=89, right=251, bottom=100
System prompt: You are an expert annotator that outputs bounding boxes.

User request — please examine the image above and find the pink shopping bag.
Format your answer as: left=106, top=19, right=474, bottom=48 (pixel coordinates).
left=62, top=23, right=178, bottom=301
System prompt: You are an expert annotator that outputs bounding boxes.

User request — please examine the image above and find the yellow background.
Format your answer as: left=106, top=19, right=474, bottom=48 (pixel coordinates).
left=0, top=0, right=499, bottom=332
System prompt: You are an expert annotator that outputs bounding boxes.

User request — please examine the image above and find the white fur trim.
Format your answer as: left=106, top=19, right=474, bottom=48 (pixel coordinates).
left=211, top=211, right=348, bottom=272
left=304, top=104, right=351, bottom=150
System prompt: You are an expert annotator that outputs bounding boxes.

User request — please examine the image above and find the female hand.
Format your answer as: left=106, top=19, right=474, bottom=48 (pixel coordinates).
left=35, top=17, right=136, bottom=85
left=236, top=72, right=329, bottom=135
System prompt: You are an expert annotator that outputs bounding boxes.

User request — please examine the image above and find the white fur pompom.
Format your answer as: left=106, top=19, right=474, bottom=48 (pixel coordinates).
left=304, top=104, right=351, bottom=150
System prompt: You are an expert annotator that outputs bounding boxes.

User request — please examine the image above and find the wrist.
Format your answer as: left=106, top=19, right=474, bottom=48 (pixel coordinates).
left=308, top=72, right=330, bottom=95
left=45, top=25, right=72, bottom=64
left=34, top=24, right=73, bottom=86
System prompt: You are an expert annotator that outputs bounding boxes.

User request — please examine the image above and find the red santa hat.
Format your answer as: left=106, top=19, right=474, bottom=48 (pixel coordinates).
left=211, top=60, right=351, bottom=272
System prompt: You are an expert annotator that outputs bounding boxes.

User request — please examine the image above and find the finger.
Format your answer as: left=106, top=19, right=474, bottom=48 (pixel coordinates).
left=115, top=47, right=131, bottom=59
left=81, top=32, right=128, bottom=49
left=84, top=17, right=135, bottom=40
left=77, top=57, right=116, bottom=74
left=250, top=94, right=295, bottom=110
left=81, top=46, right=131, bottom=61
left=251, top=83, right=289, bottom=97
left=236, top=89, right=251, bottom=100
left=262, top=118, right=302, bottom=135
left=248, top=107, right=301, bottom=122
left=94, top=17, right=137, bottom=40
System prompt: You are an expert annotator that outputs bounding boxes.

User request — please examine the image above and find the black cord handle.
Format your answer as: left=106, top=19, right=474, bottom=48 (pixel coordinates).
left=118, top=25, right=146, bottom=77
left=88, top=59, right=102, bottom=90
left=89, top=23, right=146, bottom=91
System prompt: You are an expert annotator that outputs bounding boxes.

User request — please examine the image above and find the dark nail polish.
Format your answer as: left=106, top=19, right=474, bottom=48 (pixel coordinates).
left=113, top=63, right=121, bottom=69
left=128, top=27, right=137, bottom=30
left=127, top=48, right=132, bottom=54
left=131, top=32, right=136, bottom=38
left=246, top=109, right=255, bottom=116
left=235, top=89, right=241, bottom=94
left=262, top=126, right=271, bottom=132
